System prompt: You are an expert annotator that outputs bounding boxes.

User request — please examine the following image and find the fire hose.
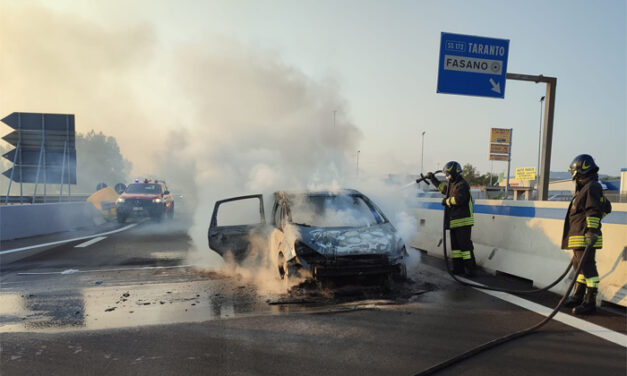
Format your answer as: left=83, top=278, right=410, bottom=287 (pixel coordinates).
left=412, top=171, right=588, bottom=375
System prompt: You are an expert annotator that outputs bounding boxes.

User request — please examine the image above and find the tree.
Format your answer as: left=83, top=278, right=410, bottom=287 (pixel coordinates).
left=479, top=173, right=500, bottom=187
left=460, top=164, right=499, bottom=187
left=461, top=163, right=481, bottom=186
left=75, top=130, right=131, bottom=193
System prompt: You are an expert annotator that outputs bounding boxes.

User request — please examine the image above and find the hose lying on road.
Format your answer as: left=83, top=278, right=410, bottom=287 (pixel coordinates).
left=412, top=200, right=587, bottom=376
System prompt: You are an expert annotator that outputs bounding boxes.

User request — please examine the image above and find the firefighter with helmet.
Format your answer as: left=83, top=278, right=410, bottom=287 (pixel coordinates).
left=426, top=161, right=476, bottom=276
left=562, top=154, right=611, bottom=315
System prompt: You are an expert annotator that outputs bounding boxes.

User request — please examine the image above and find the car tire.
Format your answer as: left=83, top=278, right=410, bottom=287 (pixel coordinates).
left=277, top=252, right=286, bottom=280
left=117, top=213, right=127, bottom=224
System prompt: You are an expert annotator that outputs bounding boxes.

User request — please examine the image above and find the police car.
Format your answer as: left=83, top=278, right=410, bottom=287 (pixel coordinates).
left=115, top=179, right=174, bottom=223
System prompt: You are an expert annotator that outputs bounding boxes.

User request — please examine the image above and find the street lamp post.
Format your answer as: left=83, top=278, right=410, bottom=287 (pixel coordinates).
left=536, top=96, right=545, bottom=199
left=420, top=131, right=426, bottom=175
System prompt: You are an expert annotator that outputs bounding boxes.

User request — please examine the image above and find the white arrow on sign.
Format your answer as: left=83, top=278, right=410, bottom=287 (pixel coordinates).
left=489, top=78, right=501, bottom=94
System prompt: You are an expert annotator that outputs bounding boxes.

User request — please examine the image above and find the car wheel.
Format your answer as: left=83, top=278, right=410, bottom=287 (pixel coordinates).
left=117, top=213, right=127, bottom=224
left=277, top=252, right=286, bottom=280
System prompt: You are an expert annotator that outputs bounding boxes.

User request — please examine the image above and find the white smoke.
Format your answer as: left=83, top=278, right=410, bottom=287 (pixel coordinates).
left=0, top=4, right=425, bottom=290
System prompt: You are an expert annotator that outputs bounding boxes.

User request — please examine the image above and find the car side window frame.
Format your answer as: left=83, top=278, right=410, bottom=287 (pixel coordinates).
left=279, top=203, right=287, bottom=230
left=272, top=201, right=281, bottom=228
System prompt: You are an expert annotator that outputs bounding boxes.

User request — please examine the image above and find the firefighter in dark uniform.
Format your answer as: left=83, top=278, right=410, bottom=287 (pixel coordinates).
left=562, top=154, right=611, bottom=315
left=426, top=161, right=476, bottom=276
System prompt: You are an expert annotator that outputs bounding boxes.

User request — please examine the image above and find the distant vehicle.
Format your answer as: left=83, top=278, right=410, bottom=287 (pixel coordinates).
left=548, top=192, right=573, bottom=201
left=116, top=179, right=174, bottom=223
left=208, top=189, right=407, bottom=282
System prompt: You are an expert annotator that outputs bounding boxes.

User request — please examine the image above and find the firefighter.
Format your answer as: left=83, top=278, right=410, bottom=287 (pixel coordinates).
left=562, top=154, right=611, bottom=315
left=426, top=161, right=476, bottom=276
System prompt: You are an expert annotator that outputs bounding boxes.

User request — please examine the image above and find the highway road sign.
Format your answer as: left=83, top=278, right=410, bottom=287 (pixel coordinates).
left=515, top=167, right=536, bottom=181
left=2, top=130, right=75, bottom=150
left=2, top=112, right=74, bottom=131
left=489, top=154, right=509, bottom=161
left=3, top=148, right=76, bottom=166
left=2, top=112, right=76, bottom=185
left=2, top=166, right=76, bottom=184
left=437, top=32, right=510, bottom=98
left=489, top=143, right=510, bottom=154
left=490, top=128, right=512, bottom=143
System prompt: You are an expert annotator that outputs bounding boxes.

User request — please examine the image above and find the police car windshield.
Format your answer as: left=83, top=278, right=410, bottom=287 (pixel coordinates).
left=126, top=184, right=162, bottom=194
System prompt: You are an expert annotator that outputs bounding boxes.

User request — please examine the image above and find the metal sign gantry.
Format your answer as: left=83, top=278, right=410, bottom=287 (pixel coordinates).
left=505, top=73, right=557, bottom=201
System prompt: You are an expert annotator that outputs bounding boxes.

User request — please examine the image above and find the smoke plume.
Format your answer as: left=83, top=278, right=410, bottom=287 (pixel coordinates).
left=0, top=4, right=424, bottom=291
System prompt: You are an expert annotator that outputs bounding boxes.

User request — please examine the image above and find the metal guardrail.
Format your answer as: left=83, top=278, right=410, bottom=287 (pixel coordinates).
left=1, top=195, right=90, bottom=204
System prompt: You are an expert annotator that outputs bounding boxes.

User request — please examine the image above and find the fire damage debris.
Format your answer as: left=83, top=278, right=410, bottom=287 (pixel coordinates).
left=265, top=277, right=435, bottom=307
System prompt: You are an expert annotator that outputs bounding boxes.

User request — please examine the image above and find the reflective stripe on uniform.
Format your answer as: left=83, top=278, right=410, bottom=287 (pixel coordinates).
left=450, top=217, right=474, bottom=228
left=462, top=251, right=472, bottom=260
left=451, top=250, right=463, bottom=259
left=576, top=274, right=586, bottom=284
left=586, top=216, right=600, bottom=229
left=586, top=276, right=600, bottom=288
left=438, top=182, right=446, bottom=194
left=450, top=197, right=457, bottom=205
left=568, top=235, right=603, bottom=248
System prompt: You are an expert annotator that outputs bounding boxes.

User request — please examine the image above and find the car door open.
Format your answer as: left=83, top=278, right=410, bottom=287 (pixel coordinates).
left=208, top=194, right=268, bottom=262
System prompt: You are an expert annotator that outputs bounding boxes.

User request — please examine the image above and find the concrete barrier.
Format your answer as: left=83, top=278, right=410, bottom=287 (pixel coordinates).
left=0, top=202, right=104, bottom=241
left=408, top=198, right=627, bottom=307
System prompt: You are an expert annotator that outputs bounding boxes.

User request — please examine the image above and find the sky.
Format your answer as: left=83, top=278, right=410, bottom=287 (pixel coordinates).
left=1, top=0, right=625, bottom=188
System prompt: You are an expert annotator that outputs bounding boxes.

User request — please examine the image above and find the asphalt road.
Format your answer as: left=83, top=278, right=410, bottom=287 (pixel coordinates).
left=0, top=215, right=625, bottom=375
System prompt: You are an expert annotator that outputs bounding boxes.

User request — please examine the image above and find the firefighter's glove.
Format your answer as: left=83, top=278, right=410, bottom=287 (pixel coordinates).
left=585, top=233, right=598, bottom=247
left=441, top=198, right=448, bottom=207
left=429, top=175, right=441, bottom=187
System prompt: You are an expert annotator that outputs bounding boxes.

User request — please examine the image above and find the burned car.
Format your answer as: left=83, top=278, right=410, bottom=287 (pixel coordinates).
left=208, top=189, right=407, bottom=281
left=116, top=179, right=174, bottom=223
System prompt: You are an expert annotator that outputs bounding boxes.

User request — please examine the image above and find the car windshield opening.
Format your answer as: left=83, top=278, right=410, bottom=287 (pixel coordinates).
left=289, top=194, right=384, bottom=228
left=126, top=184, right=162, bottom=194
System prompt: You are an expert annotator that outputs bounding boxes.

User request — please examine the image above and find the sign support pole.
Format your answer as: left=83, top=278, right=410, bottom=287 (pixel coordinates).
left=506, top=129, right=513, bottom=196
left=506, top=73, right=557, bottom=200
left=66, top=116, right=71, bottom=197
left=59, top=140, right=67, bottom=201
left=42, top=114, right=47, bottom=203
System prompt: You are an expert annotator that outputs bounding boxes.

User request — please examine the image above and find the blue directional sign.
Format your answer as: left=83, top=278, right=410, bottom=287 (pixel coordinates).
left=437, top=32, right=510, bottom=98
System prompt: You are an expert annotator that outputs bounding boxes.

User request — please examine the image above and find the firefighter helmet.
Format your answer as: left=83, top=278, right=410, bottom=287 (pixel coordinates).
left=568, top=154, right=598, bottom=180
left=443, top=161, right=462, bottom=179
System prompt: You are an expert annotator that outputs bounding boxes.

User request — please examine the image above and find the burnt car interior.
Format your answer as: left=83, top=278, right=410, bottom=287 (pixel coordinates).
left=286, top=193, right=385, bottom=228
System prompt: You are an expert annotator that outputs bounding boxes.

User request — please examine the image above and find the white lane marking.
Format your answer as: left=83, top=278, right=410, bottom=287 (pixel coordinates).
left=74, top=236, right=107, bottom=248
left=0, top=224, right=137, bottom=255
left=470, top=284, right=627, bottom=348
left=17, top=264, right=196, bottom=275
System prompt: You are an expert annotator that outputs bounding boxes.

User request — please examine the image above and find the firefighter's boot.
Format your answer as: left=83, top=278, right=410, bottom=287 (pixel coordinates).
left=451, top=258, right=464, bottom=275
left=564, top=282, right=586, bottom=308
left=463, top=259, right=475, bottom=277
left=572, top=287, right=597, bottom=315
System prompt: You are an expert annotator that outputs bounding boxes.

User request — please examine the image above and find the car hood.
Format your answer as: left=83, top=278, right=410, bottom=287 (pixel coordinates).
left=298, top=222, right=403, bottom=256
left=121, top=193, right=160, bottom=200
